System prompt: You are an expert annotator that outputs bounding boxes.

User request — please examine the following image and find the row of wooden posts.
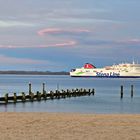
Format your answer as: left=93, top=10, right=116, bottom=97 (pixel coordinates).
left=120, top=85, right=134, bottom=98
left=0, top=83, right=135, bottom=104
left=0, top=83, right=95, bottom=104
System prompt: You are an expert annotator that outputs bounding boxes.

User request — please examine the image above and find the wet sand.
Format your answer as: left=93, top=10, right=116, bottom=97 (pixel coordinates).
left=0, top=113, right=140, bottom=140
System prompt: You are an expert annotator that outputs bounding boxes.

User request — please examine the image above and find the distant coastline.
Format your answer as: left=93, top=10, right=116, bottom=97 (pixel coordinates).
left=0, top=71, right=69, bottom=75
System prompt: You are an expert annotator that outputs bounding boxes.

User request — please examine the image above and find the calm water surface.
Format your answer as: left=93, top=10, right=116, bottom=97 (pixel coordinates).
left=0, top=75, right=140, bottom=113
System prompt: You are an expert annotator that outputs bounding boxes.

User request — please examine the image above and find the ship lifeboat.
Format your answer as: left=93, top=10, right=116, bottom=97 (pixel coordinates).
left=84, top=63, right=96, bottom=69
left=105, top=66, right=111, bottom=70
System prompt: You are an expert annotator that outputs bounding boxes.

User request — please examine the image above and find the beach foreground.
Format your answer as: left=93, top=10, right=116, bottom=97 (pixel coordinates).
left=0, top=113, right=140, bottom=140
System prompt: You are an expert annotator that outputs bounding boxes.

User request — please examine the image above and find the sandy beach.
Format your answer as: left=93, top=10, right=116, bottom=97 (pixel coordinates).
left=0, top=113, right=139, bottom=140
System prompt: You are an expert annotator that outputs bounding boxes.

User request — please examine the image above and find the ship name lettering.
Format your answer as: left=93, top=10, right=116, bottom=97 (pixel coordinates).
left=96, top=72, right=120, bottom=77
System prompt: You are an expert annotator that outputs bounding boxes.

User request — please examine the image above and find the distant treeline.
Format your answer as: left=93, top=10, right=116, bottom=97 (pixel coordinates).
left=0, top=71, right=69, bottom=75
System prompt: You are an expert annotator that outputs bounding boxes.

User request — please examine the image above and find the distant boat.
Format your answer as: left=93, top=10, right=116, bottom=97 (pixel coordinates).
left=70, top=62, right=140, bottom=78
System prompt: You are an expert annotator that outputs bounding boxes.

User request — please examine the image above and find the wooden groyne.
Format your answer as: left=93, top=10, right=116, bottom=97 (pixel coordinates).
left=120, top=85, right=134, bottom=99
left=0, top=83, right=95, bottom=104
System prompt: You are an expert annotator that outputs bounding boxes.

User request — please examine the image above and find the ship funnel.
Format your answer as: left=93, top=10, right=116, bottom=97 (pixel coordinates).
left=84, top=63, right=96, bottom=69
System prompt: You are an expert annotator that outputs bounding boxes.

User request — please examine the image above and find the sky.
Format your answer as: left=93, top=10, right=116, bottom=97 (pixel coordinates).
left=0, top=0, right=140, bottom=71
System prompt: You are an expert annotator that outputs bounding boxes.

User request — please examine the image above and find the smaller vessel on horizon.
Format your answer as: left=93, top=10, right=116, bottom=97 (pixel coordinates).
left=70, top=62, right=140, bottom=78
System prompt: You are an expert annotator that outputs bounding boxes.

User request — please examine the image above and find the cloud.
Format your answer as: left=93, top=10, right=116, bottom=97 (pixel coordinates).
left=38, top=28, right=62, bottom=36
left=0, top=20, right=34, bottom=28
left=79, top=37, right=140, bottom=47
left=38, top=28, right=91, bottom=36
left=0, top=54, right=68, bottom=71
left=39, top=40, right=77, bottom=47
left=1, top=37, right=140, bottom=49
left=52, top=41, right=76, bottom=47
left=0, top=40, right=77, bottom=48
left=37, top=28, right=91, bottom=48
left=0, top=55, right=46, bottom=65
left=117, top=38, right=140, bottom=45
left=0, top=45, right=31, bottom=49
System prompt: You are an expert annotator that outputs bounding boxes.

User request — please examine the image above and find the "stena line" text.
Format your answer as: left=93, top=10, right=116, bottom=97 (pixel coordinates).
left=96, top=72, right=120, bottom=77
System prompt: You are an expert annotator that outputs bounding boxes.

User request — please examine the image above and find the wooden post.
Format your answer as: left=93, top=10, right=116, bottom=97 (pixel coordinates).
left=36, top=91, right=41, bottom=101
left=63, top=90, right=66, bottom=98
left=5, top=93, right=8, bottom=104
left=131, top=85, right=134, bottom=98
left=50, top=91, right=54, bottom=99
left=120, top=85, right=123, bottom=99
left=13, top=93, right=17, bottom=103
left=29, top=82, right=32, bottom=95
left=80, top=88, right=83, bottom=96
left=30, top=93, right=34, bottom=101
left=88, top=89, right=91, bottom=96
left=83, top=89, right=86, bottom=95
left=43, top=83, right=45, bottom=94
left=92, top=89, right=95, bottom=95
left=67, top=89, right=71, bottom=97
left=57, top=90, right=60, bottom=99
left=22, top=92, right=26, bottom=102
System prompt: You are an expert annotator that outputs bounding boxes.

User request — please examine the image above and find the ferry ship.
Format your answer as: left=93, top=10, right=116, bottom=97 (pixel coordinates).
left=70, top=62, right=140, bottom=78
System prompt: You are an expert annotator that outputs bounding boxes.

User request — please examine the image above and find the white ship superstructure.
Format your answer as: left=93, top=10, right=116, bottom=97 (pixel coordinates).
left=70, top=62, right=140, bottom=78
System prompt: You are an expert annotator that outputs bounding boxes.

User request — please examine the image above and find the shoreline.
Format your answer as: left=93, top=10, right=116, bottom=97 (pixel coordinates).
left=0, top=112, right=140, bottom=140
left=0, top=71, right=69, bottom=75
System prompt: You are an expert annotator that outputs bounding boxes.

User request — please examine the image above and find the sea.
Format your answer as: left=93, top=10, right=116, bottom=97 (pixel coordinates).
left=0, top=74, right=140, bottom=114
